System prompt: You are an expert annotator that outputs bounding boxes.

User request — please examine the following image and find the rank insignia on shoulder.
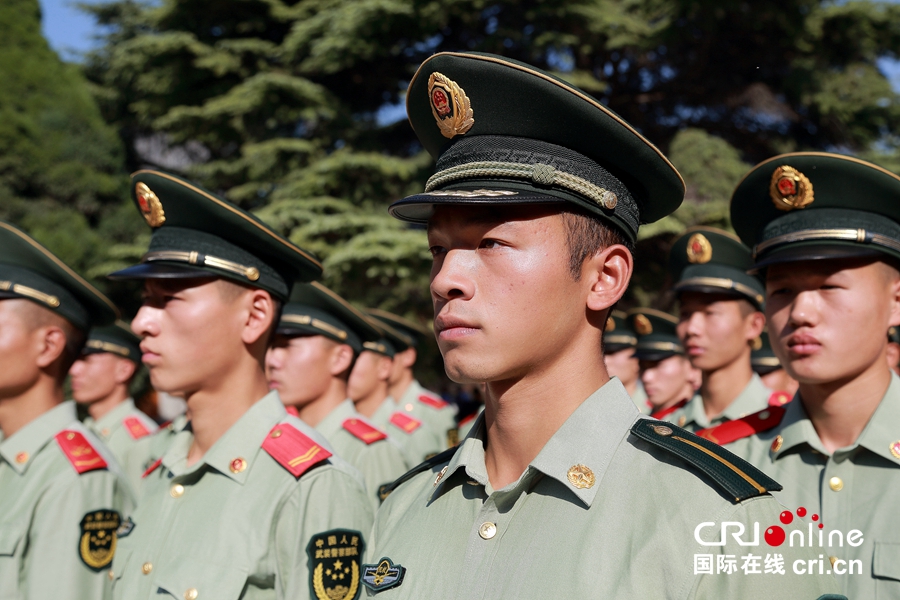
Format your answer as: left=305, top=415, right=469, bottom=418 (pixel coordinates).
left=630, top=418, right=781, bottom=503
left=389, top=412, right=422, bottom=434
left=307, top=529, right=364, bottom=600
left=767, top=390, right=793, bottom=407
left=696, top=405, right=787, bottom=446
left=342, top=418, right=387, bottom=445
left=56, top=430, right=108, bottom=474
left=123, top=416, right=152, bottom=440
left=417, top=394, right=448, bottom=409
left=362, top=557, right=406, bottom=593
left=79, top=510, right=120, bottom=571
left=263, top=423, right=332, bottom=478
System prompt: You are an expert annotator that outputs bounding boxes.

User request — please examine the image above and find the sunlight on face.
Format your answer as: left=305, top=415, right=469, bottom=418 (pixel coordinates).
left=266, top=334, right=336, bottom=407
left=677, top=293, right=759, bottom=372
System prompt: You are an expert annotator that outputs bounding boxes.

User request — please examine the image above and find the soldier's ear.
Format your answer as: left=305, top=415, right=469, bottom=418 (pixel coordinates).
left=330, top=344, right=355, bottom=377
left=34, top=324, right=67, bottom=370
left=584, top=243, right=632, bottom=314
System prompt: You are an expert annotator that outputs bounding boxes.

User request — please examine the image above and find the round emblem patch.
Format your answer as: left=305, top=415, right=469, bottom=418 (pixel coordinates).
left=135, top=182, right=166, bottom=227
left=567, top=464, right=595, bottom=489
left=769, top=165, right=814, bottom=211
left=427, top=72, right=474, bottom=139
left=634, top=314, right=653, bottom=336
left=686, top=232, right=713, bottom=264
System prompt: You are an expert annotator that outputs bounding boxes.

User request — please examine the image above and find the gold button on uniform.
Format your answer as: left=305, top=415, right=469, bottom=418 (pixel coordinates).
left=567, top=464, right=595, bottom=489
left=101, top=428, right=111, bottom=437
left=230, top=458, right=247, bottom=473
left=677, top=415, right=686, bottom=428
left=170, top=484, right=185, bottom=498
left=405, top=403, right=414, bottom=412
left=15, top=451, right=28, bottom=464
left=829, top=476, right=844, bottom=492
left=771, top=435, right=783, bottom=453
left=184, top=588, right=198, bottom=600
left=478, top=522, right=497, bottom=540
left=142, top=562, right=153, bottom=575
left=652, top=425, right=673, bottom=437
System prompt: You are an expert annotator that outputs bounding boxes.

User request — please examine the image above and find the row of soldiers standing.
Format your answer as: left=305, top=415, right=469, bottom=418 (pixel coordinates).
left=1, top=49, right=897, bottom=599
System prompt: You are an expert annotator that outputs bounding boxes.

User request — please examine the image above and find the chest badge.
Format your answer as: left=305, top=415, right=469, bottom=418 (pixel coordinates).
left=307, top=529, right=364, bottom=600
left=79, top=510, right=121, bottom=571
left=362, top=557, right=407, bottom=593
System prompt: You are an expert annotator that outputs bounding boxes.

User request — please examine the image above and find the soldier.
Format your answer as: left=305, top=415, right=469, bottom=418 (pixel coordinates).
left=72, top=320, right=159, bottom=490
left=751, top=331, right=797, bottom=399
left=362, top=52, right=841, bottom=598
left=0, top=221, right=133, bottom=598
left=349, top=325, right=441, bottom=465
left=603, top=309, right=648, bottom=411
left=106, top=171, right=372, bottom=599
left=700, top=152, right=900, bottom=598
left=887, top=326, right=900, bottom=376
left=664, top=227, right=772, bottom=431
left=266, top=281, right=409, bottom=508
left=367, top=309, right=459, bottom=448
left=627, top=308, right=700, bottom=418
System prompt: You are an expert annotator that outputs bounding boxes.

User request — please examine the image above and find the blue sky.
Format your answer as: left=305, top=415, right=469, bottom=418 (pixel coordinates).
left=38, top=0, right=900, bottom=90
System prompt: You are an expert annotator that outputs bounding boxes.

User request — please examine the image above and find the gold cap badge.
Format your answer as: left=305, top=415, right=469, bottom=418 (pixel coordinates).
left=135, top=182, right=166, bottom=227
left=605, top=316, right=615, bottom=332
left=428, top=72, right=474, bottom=139
left=634, top=314, right=652, bottom=336
left=769, top=165, right=814, bottom=211
left=686, top=232, right=713, bottom=264
left=567, top=464, right=595, bottom=489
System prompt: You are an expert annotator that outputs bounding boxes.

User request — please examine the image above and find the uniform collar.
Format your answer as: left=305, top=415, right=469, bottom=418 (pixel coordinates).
left=315, top=399, right=358, bottom=439
left=162, top=391, right=287, bottom=483
left=86, top=398, right=137, bottom=439
left=773, top=373, right=900, bottom=464
left=684, top=373, right=769, bottom=427
left=435, top=378, right=639, bottom=508
left=0, top=401, right=77, bottom=475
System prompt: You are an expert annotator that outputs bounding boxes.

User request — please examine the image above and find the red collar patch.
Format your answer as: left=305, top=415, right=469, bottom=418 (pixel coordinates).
left=55, top=430, right=108, bottom=474
left=696, top=405, right=787, bottom=446
left=342, top=419, right=388, bottom=445
left=389, top=412, right=422, bottom=434
left=767, top=391, right=793, bottom=407
left=123, top=416, right=152, bottom=440
left=142, top=457, right=163, bottom=478
left=650, top=398, right=688, bottom=421
left=262, top=423, right=332, bottom=478
left=417, top=394, right=448, bottom=409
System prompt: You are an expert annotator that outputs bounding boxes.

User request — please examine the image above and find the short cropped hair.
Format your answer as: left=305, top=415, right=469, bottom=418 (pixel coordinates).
left=561, top=209, right=634, bottom=280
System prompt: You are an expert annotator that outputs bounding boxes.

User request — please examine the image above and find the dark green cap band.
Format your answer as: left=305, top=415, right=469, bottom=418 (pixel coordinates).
left=0, top=221, right=117, bottom=331
left=674, top=264, right=765, bottom=308
left=278, top=304, right=362, bottom=353
left=84, top=321, right=142, bottom=363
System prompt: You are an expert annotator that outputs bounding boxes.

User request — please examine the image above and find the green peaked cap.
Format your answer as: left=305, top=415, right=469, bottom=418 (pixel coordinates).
left=0, top=221, right=117, bottom=331
left=278, top=282, right=380, bottom=354
left=389, top=52, right=685, bottom=241
left=751, top=331, right=781, bottom=374
left=603, top=310, right=637, bottom=350
left=108, top=170, right=322, bottom=301
left=84, top=320, right=142, bottom=363
left=627, top=308, right=684, bottom=361
left=364, top=314, right=412, bottom=356
left=668, top=226, right=765, bottom=308
left=731, top=152, right=900, bottom=269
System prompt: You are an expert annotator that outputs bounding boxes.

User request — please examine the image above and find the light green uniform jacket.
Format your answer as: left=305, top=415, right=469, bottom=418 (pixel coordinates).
left=111, top=392, right=374, bottom=600
left=631, top=380, right=651, bottom=414
left=664, top=373, right=771, bottom=431
left=722, top=372, right=900, bottom=599
left=365, top=380, right=843, bottom=599
left=394, top=380, right=458, bottom=449
left=370, top=397, right=442, bottom=466
left=315, top=399, right=409, bottom=509
left=0, top=401, right=134, bottom=599
left=84, top=398, right=159, bottom=492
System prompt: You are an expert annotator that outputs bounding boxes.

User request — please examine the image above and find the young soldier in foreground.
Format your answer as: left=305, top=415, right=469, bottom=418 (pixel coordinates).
left=603, top=309, right=649, bottom=412
left=72, top=320, right=159, bottom=490
left=107, top=171, right=372, bottom=600
left=0, top=222, right=133, bottom=598
left=664, top=227, right=771, bottom=431
left=266, top=282, right=408, bottom=508
left=626, top=308, right=699, bottom=418
left=704, top=152, right=900, bottom=598
left=363, top=52, right=841, bottom=599
left=367, top=309, right=459, bottom=448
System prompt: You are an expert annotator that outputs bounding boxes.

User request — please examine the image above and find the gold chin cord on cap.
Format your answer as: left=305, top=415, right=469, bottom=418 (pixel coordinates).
left=142, top=251, right=261, bottom=282
left=0, top=280, right=60, bottom=308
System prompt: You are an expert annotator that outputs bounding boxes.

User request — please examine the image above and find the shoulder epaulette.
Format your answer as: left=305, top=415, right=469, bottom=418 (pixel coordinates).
left=650, top=398, right=688, bottom=420
left=696, top=405, right=787, bottom=446
left=767, top=390, right=793, bottom=407
left=378, top=446, right=458, bottom=501
left=389, top=412, right=422, bottom=434
left=342, top=418, right=387, bottom=445
left=55, top=430, right=108, bottom=474
left=142, top=457, right=163, bottom=478
left=630, top=419, right=781, bottom=503
left=123, top=416, right=153, bottom=440
left=417, top=394, right=448, bottom=409
left=262, top=423, right=332, bottom=478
